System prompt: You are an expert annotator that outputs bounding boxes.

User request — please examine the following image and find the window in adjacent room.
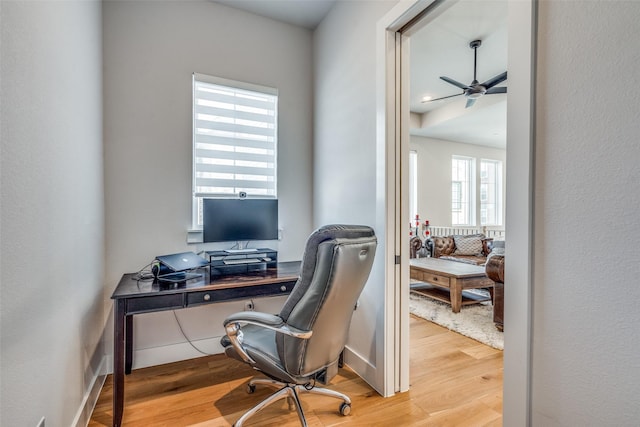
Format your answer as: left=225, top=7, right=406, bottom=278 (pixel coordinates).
left=409, top=150, right=418, bottom=222
left=480, top=159, right=503, bottom=226
left=192, top=74, right=278, bottom=228
left=451, top=155, right=475, bottom=225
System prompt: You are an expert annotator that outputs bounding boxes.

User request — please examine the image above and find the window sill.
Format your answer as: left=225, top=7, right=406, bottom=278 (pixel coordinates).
left=187, top=229, right=203, bottom=244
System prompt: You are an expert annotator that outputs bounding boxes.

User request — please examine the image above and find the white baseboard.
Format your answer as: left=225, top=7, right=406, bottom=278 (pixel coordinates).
left=133, top=336, right=226, bottom=369
left=105, top=336, right=226, bottom=373
left=342, top=345, right=382, bottom=395
left=71, top=356, right=108, bottom=427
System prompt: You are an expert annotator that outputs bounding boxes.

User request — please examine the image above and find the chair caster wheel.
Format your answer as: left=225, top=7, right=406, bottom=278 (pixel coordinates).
left=247, top=384, right=256, bottom=394
left=339, top=402, right=351, bottom=416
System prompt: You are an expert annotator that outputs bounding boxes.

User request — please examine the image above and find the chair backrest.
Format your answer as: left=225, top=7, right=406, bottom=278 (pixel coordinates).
left=277, top=224, right=377, bottom=379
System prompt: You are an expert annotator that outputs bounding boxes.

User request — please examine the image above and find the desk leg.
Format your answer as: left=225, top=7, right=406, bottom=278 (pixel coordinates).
left=125, top=315, right=133, bottom=374
left=113, top=299, right=125, bottom=427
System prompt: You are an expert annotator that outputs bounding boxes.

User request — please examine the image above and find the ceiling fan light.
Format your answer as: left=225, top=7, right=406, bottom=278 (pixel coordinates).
left=435, top=40, right=506, bottom=108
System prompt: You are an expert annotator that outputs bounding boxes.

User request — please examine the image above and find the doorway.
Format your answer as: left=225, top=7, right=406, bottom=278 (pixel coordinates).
left=378, top=0, right=535, bottom=424
left=404, top=1, right=507, bottom=420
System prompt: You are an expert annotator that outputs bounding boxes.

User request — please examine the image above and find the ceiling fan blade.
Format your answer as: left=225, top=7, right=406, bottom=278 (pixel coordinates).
left=465, top=97, right=477, bottom=108
left=486, top=86, right=507, bottom=95
left=422, top=93, right=463, bottom=103
left=481, top=71, right=507, bottom=89
left=440, top=76, right=470, bottom=90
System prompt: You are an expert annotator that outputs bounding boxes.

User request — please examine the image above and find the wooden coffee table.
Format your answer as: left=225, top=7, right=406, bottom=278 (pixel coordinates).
left=410, top=257, right=494, bottom=313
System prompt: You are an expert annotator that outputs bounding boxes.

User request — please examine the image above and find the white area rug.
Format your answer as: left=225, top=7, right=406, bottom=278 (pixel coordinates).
left=409, top=291, right=504, bottom=350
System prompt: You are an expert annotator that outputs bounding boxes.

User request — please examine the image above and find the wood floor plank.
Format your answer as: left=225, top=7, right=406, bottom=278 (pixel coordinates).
left=89, top=315, right=503, bottom=426
left=426, top=398, right=501, bottom=427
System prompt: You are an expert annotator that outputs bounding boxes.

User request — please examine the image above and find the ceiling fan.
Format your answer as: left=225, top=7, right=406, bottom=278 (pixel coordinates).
left=423, top=39, right=507, bottom=108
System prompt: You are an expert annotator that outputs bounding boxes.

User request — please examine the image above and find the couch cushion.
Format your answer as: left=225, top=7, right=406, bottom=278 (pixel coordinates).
left=431, top=236, right=456, bottom=257
left=453, top=234, right=484, bottom=255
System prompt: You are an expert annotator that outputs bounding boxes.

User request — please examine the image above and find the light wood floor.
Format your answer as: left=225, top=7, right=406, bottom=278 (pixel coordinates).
left=89, top=315, right=503, bottom=426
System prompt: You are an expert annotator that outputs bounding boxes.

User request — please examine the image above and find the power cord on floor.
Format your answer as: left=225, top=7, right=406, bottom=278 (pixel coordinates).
left=172, top=310, right=215, bottom=356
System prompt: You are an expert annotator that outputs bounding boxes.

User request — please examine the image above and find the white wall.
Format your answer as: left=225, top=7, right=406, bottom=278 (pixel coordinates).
left=317, top=1, right=640, bottom=423
left=0, top=1, right=105, bottom=426
left=533, top=1, right=640, bottom=425
left=103, top=1, right=314, bottom=367
left=313, top=0, right=398, bottom=392
left=410, top=135, right=506, bottom=227
left=4, top=1, right=637, bottom=425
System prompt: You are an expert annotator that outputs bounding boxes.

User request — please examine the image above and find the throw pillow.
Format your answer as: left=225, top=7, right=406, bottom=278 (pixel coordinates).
left=486, top=240, right=505, bottom=263
left=491, top=246, right=505, bottom=255
left=490, top=239, right=505, bottom=254
left=491, top=239, right=505, bottom=251
left=453, top=234, right=484, bottom=256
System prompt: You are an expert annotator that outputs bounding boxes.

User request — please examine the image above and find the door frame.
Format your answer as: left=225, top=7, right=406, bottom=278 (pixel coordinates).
left=377, top=1, right=537, bottom=424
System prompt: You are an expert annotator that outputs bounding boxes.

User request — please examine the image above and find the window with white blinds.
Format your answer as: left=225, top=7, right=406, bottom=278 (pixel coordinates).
left=409, top=150, right=418, bottom=222
left=480, top=159, right=503, bottom=226
left=451, top=156, right=475, bottom=226
left=192, top=74, right=278, bottom=227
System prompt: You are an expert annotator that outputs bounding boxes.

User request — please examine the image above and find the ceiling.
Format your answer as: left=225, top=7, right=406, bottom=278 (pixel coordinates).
left=212, top=0, right=507, bottom=148
left=409, top=1, right=507, bottom=148
left=212, top=0, right=336, bottom=29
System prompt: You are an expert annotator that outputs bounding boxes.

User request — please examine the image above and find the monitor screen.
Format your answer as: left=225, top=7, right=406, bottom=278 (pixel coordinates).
left=203, top=199, right=279, bottom=243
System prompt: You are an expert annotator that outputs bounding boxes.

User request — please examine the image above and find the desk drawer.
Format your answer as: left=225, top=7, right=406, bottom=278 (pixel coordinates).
left=187, top=281, right=295, bottom=307
left=187, top=291, right=217, bottom=306
left=414, top=271, right=450, bottom=287
left=127, top=294, right=184, bottom=314
left=425, top=272, right=450, bottom=286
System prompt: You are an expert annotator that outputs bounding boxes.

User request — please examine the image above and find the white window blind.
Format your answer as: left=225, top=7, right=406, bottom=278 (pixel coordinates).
left=192, top=74, right=278, bottom=226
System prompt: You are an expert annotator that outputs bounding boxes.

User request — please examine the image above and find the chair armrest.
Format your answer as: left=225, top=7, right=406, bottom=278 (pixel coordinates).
left=224, top=311, right=284, bottom=328
left=223, top=311, right=313, bottom=339
left=223, top=311, right=313, bottom=364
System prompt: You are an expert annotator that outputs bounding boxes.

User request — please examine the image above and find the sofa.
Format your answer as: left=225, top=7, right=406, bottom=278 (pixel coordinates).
left=485, top=252, right=504, bottom=331
left=426, top=234, right=494, bottom=265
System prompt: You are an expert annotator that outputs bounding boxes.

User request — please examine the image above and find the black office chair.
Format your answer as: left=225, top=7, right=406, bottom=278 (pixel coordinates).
left=221, top=224, right=377, bottom=426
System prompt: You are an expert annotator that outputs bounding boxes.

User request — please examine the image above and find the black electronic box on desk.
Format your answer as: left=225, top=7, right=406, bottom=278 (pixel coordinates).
left=207, top=248, right=278, bottom=278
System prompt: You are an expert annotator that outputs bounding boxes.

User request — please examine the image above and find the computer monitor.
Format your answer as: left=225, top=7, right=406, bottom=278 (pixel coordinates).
left=203, top=198, right=279, bottom=243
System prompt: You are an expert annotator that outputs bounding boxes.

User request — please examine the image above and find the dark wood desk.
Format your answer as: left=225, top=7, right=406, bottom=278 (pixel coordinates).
left=110, top=261, right=301, bottom=427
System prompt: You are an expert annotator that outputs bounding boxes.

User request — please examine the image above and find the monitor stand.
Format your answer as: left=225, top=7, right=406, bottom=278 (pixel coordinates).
left=224, top=248, right=258, bottom=254
left=207, top=248, right=278, bottom=278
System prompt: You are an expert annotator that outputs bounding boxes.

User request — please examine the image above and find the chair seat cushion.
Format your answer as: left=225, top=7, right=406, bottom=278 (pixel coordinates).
left=221, top=324, right=310, bottom=385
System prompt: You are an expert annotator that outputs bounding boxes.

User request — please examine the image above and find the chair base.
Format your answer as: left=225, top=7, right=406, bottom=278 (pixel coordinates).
left=233, top=378, right=352, bottom=427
